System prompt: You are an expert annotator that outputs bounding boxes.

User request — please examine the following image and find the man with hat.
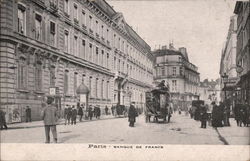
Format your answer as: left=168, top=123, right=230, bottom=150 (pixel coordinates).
left=128, top=102, right=138, bottom=127
left=41, top=96, right=58, bottom=143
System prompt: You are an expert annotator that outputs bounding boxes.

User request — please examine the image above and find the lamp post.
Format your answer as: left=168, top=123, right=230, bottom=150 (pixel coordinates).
left=221, top=72, right=228, bottom=101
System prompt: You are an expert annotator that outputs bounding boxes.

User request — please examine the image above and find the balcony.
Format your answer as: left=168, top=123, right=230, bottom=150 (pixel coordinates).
left=31, top=0, right=46, bottom=9
left=49, top=1, right=58, bottom=12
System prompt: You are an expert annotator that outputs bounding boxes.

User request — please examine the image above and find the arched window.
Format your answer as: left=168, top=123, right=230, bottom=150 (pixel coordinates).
left=64, top=70, right=69, bottom=94
left=35, top=61, right=42, bottom=90
left=18, top=57, right=27, bottom=89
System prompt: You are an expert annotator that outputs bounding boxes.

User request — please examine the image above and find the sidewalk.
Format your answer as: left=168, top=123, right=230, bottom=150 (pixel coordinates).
left=216, top=118, right=250, bottom=145
left=5, top=114, right=119, bottom=130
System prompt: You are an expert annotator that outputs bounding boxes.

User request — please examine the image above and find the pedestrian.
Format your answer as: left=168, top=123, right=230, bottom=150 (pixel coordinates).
left=111, top=105, right=114, bottom=116
left=128, top=102, right=138, bottom=127
left=67, top=106, right=72, bottom=125
left=234, top=103, right=241, bottom=126
left=25, top=106, right=32, bottom=122
left=0, top=108, right=8, bottom=130
left=96, top=106, right=101, bottom=119
left=64, top=105, right=69, bottom=125
left=78, top=105, right=84, bottom=122
left=41, top=96, right=58, bottom=143
left=105, top=106, right=109, bottom=115
left=200, top=105, right=208, bottom=128
left=71, top=106, right=77, bottom=125
left=211, top=102, right=219, bottom=127
left=88, top=105, right=93, bottom=120
left=168, top=106, right=173, bottom=123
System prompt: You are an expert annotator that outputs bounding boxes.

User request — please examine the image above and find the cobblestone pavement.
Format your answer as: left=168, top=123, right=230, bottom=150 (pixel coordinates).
left=1, top=113, right=249, bottom=144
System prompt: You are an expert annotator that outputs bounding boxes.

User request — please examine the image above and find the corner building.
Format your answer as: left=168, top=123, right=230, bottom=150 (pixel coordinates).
left=0, top=0, right=153, bottom=122
left=153, top=45, right=200, bottom=110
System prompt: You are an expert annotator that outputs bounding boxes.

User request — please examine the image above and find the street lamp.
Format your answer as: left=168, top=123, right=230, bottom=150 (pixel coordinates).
left=221, top=72, right=228, bottom=101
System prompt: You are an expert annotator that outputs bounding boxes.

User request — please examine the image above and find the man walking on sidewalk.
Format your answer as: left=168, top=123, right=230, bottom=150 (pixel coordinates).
left=41, top=96, right=58, bottom=143
left=0, top=108, right=8, bottom=130
left=25, top=106, right=32, bottom=122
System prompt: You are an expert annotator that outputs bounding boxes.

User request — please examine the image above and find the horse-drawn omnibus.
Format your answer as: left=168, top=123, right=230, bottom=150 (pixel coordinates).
left=145, top=87, right=171, bottom=123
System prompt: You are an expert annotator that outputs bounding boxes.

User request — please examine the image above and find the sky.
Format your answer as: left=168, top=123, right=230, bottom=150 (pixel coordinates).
left=107, top=0, right=237, bottom=81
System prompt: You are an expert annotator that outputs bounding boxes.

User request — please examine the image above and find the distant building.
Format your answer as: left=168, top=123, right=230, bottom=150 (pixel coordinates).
left=153, top=44, right=200, bottom=110
left=234, top=1, right=250, bottom=104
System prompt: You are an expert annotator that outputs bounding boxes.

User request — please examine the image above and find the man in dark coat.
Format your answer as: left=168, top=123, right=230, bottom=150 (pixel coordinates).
left=88, top=105, right=93, bottom=120
left=71, top=106, right=77, bottom=125
left=25, top=106, right=31, bottom=122
left=200, top=105, right=208, bottom=128
left=128, top=102, right=138, bottom=127
left=0, top=108, right=8, bottom=130
left=105, top=106, right=109, bottom=115
left=64, top=105, right=69, bottom=125
left=41, top=96, right=58, bottom=143
left=66, top=106, right=72, bottom=125
left=78, top=105, right=83, bottom=122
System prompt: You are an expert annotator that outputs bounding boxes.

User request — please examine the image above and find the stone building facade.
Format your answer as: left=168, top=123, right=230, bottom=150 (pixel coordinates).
left=234, top=1, right=250, bottom=105
left=0, top=0, right=153, bottom=123
left=219, top=15, right=238, bottom=106
left=153, top=45, right=200, bottom=110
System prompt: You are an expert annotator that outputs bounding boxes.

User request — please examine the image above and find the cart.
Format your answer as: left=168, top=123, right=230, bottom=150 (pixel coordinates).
left=145, top=88, right=171, bottom=123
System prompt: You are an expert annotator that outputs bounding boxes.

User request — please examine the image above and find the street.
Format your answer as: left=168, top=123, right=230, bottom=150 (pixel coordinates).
left=1, top=113, right=249, bottom=145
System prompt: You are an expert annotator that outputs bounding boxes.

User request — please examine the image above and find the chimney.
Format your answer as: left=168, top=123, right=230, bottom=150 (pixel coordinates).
left=179, top=47, right=187, bottom=55
left=169, top=42, right=175, bottom=50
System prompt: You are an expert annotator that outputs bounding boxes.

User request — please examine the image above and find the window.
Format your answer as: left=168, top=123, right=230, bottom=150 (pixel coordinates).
left=101, top=50, right=104, bottom=66
left=107, top=29, right=109, bottom=41
left=173, top=67, right=176, bottom=76
left=96, top=21, right=99, bottom=34
left=107, top=53, right=109, bottom=69
left=35, top=14, right=42, bottom=41
left=82, top=10, right=86, bottom=25
left=89, top=43, right=92, bottom=61
left=101, top=25, right=104, bottom=38
left=64, top=30, right=69, bottom=52
left=89, top=16, right=92, bottom=29
left=161, top=67, right=165, bottom=76
left=18, top=58, right=27, bottom=89
left=64, top=0, right=69, bottom=14
left=64, top=70, right=69, bottom=94
left=172, top=80, right=177, bottom=92
left=74, top=72, right=78, bottom=96
left=89, top=76, right=92, bottom=96
left=35, top=62, right=43, bottom=90
left=49, top=66, right=56, bottom=87
left=101, top=80, right=104, bottom=98
left=118, top=37, right=120, bottom=49
left=17, top=4, right=26, bottom=35
left=81, top=39, right=86, bottom=59
left=95, top=78, right=98, bottom=98
left=114, top=57, right=116, bottom=70
left=96, top=47, right=99, bottom=64
left=74, top=36, right=78, bottom=57
left=73, top=3, right=78, bottom=20
left=106, top=81, right=109, bottom=99
left=180, top=67, right=183, bottom=76
left=50, top=21, right=56, bottom=46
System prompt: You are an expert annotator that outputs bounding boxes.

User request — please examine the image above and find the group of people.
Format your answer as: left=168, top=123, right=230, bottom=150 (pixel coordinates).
left=64, top=105, right=79, bottom=125
left=234, top=102, right=250, bottom=127
left=211, top=102, right=230, bottom=127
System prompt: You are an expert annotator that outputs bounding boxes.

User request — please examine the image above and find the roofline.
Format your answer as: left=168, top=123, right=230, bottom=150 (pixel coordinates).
left=234, top=1, right=243, bottom=14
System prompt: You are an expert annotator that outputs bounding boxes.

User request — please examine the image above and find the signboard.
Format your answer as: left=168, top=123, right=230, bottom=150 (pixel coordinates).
left=5, top=105, right=21, bottom=123
left=49, top=87, right=56, bottom=96
left=80, top=94, right=86, bottom=103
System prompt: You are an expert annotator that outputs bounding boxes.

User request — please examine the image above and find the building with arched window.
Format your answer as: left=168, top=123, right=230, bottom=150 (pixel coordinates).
left=0, top=0, right=153, bottom=122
